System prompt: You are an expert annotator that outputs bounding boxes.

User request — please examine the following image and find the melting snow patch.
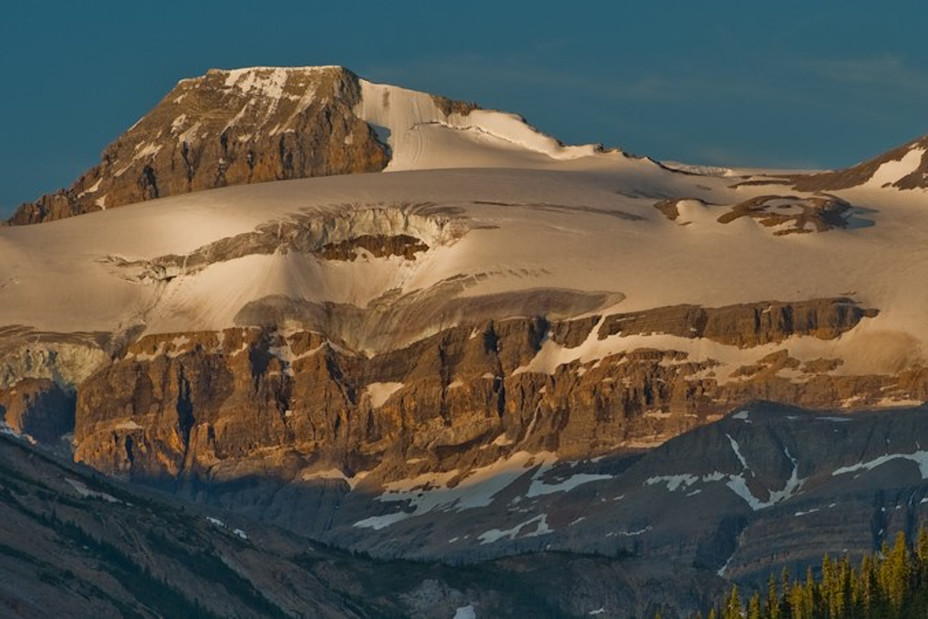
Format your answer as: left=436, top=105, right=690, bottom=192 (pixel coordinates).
left=616, top=526, right=651, bottom=537
left=832, top=451, right=928, bottom=478
left=727, top=449, right=804, bottom=511
left=478, top=514, right=552, bottom=544
left=365, top=382, right=404, bottom=408
left=115, top=420, right=144, bottom=431
left=726, top=433, right=749, bottom=469
left=353, top=452, right=556, bottom=530
left=353, top=511, right=413, bottom=531
left=794, top=508, right=820, bottom=517
left=647, top=446, right=803, bottom=510
left=644, top=472, right=724, bottom=492
left=867, top=147, right=926, bottom=188
left=644, top=474, right=699, bottom=492
left=527, top=472, right=613, bottom=497
left=65, top=478, right=122, bottom=503
left=717, top=551, right=736, bottom=577
left=454, top=605, right=477, bottom=619
left=206, top=516, right=248, bottom=540
left=732, top=409, right=751, bottom=422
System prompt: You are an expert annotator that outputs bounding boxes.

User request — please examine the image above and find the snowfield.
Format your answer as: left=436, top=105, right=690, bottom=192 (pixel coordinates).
left=2, top=66, right=928, bottom=385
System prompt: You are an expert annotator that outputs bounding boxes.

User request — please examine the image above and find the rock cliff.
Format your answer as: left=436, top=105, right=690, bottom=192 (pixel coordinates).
left=70, top=296, right=898, bottom=489
left=9, top=67, right=397, bottom=224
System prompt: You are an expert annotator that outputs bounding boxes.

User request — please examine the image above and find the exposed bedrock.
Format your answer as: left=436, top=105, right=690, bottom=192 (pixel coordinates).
left=0, top=378, right=75, bottom=445
left=597, top=297, right=877, bottom=348
left=70, top=296, right=900, bottom=487
left=9, top=67, right=391, bottom=225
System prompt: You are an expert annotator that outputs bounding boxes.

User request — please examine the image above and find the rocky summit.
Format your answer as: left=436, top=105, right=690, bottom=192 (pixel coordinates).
left=3, top=65, right=928, bottom=616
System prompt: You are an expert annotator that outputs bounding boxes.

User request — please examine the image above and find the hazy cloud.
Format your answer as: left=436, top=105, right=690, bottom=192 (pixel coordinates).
left=801, top=54, right=928, bottom=96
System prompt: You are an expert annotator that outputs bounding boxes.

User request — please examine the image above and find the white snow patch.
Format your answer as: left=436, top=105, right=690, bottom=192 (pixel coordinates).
left=352, top=511, right=411, bottom=531
left=726, top=433, right=749, bottom=469
left=64, top=478, right=121, bottom=503
left=454, top=605, right=477, bottom=619
left=726, top=447, right=804, bottom=511
left=114, top=420, right=144, bottom=431
left=353, top=451, right=556, bottom=530
left=365, top=382, right=404, bottom=408
left=644, top=472, right=724, bottom=492
left=866, top=147, right=925, bottom=188
left=478, top=513, right=552, bottom=544
left=833, top=451, right=928, bottom=478
left=795, top=507, right=821, bottom=517
left=491, top=433, right=515, bottom=447
left=717, top=551, right=736, bottom=577
left=170, top=114, right=188, bottom=133
left=527, top=472, right=613, bottom=497
left=205, top=516, right=248, bottom=539
left=615, top=526, right=651, bottom=537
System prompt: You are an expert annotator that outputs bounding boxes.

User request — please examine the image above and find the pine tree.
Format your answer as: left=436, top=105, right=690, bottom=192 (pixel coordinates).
left=704, top=527, right=928, bottom=619
left=722, top=585, right=741, bottom=619
left=766, top=573, right=781, bottom=619
left=746, top=592, right=761, bottom=619
left=884, top=531, right=910, bottom=610
left=789, top=579, right=807, bottom=619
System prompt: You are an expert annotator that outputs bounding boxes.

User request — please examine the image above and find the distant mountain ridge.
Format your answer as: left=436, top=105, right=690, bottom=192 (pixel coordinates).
left=790, top=134, right=928, bottom=192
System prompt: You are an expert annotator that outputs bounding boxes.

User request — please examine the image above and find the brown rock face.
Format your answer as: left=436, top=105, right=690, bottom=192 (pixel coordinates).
left=9, top=67, right=391, bottom=225
left=72, top=297, right=902, bottom=484
left=597, top=298, right=876, bottom=348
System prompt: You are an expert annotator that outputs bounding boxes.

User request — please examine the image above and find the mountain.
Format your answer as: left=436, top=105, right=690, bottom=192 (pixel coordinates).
left=790, top=134, right=928, bottom=192
left=7, top=66, right=601, bottom=225
left=0, top=429, right=724, bottom=617
left=3, top=65, right=928, bottom=615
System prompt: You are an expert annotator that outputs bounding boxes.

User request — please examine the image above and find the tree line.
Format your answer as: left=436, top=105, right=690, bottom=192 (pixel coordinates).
left=696, top=528, right=928, bottom=618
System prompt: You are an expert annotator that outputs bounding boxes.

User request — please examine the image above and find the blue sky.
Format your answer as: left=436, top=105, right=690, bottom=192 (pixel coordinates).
left=2, top=1, right=927, bottom=216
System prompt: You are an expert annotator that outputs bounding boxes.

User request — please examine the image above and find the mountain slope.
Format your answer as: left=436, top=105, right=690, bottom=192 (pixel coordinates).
left=4, top=65, right=928, bottom=616
left=8, top=66, right=607, bottom=226
left=0, top=429, right=722, bottom=617
left=791, top=134, right=928, bottom=192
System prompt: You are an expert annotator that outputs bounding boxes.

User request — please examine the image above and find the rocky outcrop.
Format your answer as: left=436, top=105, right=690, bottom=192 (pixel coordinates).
left=789, top=134, right=928, bottom=192
left=101, top=205, right=462, bottom=281
left=9, top=67, right=392, bottom=225
left=716, top=194, right=852, bottom=235
left=597, top=298, right=876, bottom=348
left=0, top=378, right=74, bottom=444
left=654, top=195, right=857, bottom=235
left=71, top=297, right=894, bottom=485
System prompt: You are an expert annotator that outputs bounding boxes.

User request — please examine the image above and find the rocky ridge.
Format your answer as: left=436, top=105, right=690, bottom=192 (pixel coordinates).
left=790, top=134, right=928, bottom=192
left=9, top=66, right=457, bottom=225
left=67, top=296, right=901, bottom=487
